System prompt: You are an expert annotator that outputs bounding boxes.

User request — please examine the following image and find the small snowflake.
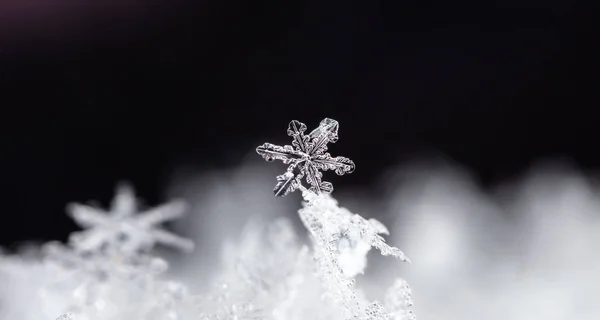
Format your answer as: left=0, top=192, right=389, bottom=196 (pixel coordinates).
left=256, top=118, right=355, bottom=197
left=66, top=183, right=194, bottom=254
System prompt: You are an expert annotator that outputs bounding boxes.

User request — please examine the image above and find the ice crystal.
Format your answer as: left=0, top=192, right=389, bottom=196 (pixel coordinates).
left=256, top=118, right=355, bottom=197
left=67, top=183, right=194, bottom=255
left=297, top=193, right=414, bottom=319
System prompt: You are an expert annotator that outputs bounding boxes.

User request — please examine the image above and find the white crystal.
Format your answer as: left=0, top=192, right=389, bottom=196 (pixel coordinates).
left=256, top=118, right=355, bottom=197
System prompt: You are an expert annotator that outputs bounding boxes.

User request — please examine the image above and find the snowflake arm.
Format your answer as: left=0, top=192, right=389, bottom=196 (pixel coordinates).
left=135, top=200, right=188, bottom=227
left=68, top=204, right=111, bottom=228
left=305, top=162, right=333, bottom=195
left=256, top=143, right=304, bottom=164
left=307, top=118, right=338, bottom=154
left=273, top=163, right=305, bottom=197
left=149, top=228, right=195, bottom=252
left=312, top=153, right=355, bottom=176
left=110, top=183, right=137, bottom=217
left=287, top=119, right=310, bottom=153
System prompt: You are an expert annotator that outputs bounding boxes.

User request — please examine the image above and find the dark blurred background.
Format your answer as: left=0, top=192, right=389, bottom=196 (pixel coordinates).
left=0, top=1, right=597, bottom=246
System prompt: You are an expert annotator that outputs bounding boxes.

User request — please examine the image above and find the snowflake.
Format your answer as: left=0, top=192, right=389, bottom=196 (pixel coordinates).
left=256, top=118, right=355, bottom=197
left=66, top=183, right=194, bottom=255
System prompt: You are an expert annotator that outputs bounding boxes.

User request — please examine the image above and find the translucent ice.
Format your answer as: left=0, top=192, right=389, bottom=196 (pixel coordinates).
left=256, top=118, right=355, bottom=197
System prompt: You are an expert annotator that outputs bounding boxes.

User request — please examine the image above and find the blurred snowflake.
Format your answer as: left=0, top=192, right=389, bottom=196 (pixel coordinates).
left=67, top=183, right=194, bottom=255
left=35, top=184, right=198, bottom=320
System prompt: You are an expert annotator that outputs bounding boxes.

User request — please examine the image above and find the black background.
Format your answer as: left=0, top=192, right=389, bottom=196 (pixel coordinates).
left=0, top=1, right=597, bottom=246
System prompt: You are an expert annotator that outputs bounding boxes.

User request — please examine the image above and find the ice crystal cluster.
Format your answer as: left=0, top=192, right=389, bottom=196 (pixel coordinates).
left=0, top=118, right=415, bottom=320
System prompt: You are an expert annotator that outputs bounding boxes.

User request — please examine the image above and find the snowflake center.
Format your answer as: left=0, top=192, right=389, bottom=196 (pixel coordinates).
left=300, top=152, right=312, bottom=161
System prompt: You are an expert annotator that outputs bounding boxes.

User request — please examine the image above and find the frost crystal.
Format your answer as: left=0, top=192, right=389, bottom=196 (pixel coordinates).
left=256, top=118, right=355, bottom=197
left=67, top=183, right=194, bottom=254
left=298, top=193, right=414, bottom=319
left=384, top=279, right=415, bottom=320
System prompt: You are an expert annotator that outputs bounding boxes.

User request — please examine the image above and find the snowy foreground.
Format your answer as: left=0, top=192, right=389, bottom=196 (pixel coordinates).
left=0, top=183, right=414, bottom=320
left=3, top=160, right=600, bottom=320
left=171, top=160, right=600, bottom=320
left=2, top=118, right=417, bottom=320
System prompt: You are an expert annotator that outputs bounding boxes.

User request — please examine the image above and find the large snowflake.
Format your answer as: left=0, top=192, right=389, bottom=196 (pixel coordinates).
left=66, top=183, right=194, bottom=255
left=256, top=118, right=355, bottom=197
